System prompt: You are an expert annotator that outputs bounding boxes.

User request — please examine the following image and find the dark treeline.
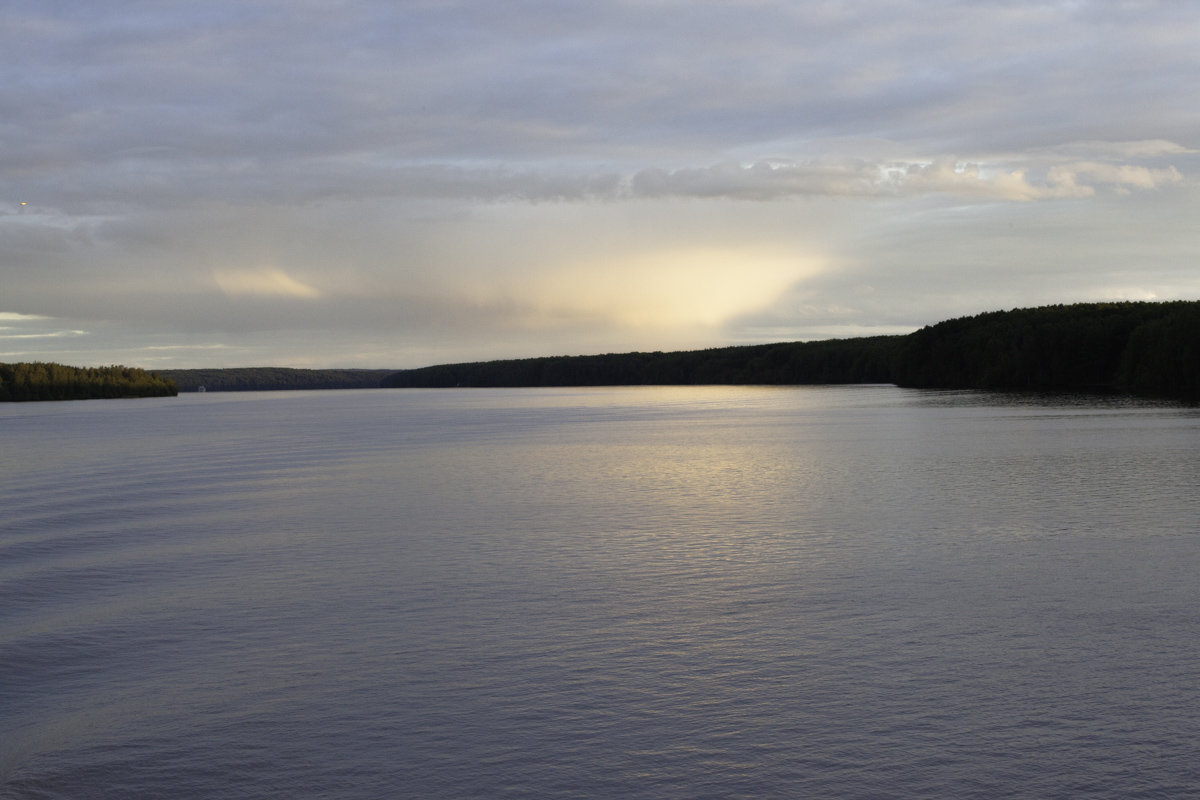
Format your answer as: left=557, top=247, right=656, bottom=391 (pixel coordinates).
left=384, top=301, right=1200, bottom=400
left=382, top=336, right=899, bottom=388
left=892, top=301, right=1200, bottom=398
left=0, top=362, right=178, bottom=401
left=159, top=367, right=395, bottom=392
left=11, top=301, right=1193, bottom=401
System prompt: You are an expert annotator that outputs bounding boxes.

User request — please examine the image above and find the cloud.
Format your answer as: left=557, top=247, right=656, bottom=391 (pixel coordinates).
left=1040, top=140, right=1199, bottom=159
left=627, top=149, right=1187, bottom=203
left=0, top=330, right=88, bottom=339
left=212, top=268, right=321, bottom=298
left=630, top=160, right=879, bottom=200
left=0, top=312, right=91, bottom=360
left=889, top=158, right=1180, bottom=202
left=1047, top=162, right=1182, bottom=194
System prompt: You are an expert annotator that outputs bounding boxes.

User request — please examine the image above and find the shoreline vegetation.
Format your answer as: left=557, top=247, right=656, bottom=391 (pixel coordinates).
left=157, top=368, right=395, bottom=393
left=4, top=301, right=1198, bottom=402
left=382, top=301, right=1200, bottom=400
left=0, top=363, right=177, bottom=402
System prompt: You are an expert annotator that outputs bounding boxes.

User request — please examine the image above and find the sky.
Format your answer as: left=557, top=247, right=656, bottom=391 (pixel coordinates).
left=2, top=0, right=1198, bottom=369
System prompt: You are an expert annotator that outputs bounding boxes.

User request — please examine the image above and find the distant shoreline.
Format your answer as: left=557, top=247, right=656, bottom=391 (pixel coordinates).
left=6, top=301, right=1199, bottom=402
left=156, top=367, right=395, bottom=394
left=381, top=301, right=1200, bottom=401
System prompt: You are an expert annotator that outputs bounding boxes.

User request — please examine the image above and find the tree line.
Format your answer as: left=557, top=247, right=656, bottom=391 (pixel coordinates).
left=157, top=367, right=396, bottom=392
left=891, top=301, right=1200, bottom=398
left=0, top=362, right=178, bottom=401
left=382, top=336, right=900, bottom=388
left=8, top=301, right=1196, bottom=402
left=383, top=301, right=1200, bottom=400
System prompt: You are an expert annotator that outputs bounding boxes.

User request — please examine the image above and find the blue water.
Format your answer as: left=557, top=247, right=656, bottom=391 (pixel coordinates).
left=2, top=386, right=1199, bottom=798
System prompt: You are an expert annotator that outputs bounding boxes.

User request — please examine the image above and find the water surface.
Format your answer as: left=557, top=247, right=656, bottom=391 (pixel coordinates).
left=2, top=386, right=1199, bottom=798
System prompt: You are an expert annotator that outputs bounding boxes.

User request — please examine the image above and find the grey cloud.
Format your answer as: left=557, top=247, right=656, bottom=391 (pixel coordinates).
left=8, top=0, right=1197, bottom=182
left=628, top=146, right=1190, bottom=202
left=630, top=160, right=880, bottom=200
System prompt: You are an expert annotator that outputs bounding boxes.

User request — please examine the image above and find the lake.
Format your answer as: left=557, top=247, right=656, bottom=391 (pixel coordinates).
left=2, top=385, right=1199, bottom=799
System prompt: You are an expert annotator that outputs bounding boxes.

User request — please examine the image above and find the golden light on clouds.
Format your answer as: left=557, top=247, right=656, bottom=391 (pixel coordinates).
left=514, top=247, right=820, bottom=330
left=213, top=268, right=321, bottom=299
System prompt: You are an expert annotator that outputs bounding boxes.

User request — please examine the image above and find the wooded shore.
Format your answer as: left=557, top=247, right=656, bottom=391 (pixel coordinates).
left=6, top=301, right=1198, bottom=401
left=384, top=301, right=1200, bottom=400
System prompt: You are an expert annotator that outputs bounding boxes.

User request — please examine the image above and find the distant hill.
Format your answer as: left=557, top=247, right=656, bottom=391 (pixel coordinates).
left=382, top=336, right=898, bottom=388
left=383, top=301, right=1200, bottom=400
left=158, top=367, right=395, bottom=392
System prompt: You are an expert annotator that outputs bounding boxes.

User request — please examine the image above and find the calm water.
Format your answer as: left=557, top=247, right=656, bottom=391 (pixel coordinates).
left=2, top=386, right=1199, bottom=799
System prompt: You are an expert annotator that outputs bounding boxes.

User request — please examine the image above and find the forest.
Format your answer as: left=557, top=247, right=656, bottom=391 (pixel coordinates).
left=0, top=362, right=177, bottom=401
left=382, top=336, right=898, bottom=388
left=891, top=300, right=1200, bottom=398
left=157, top=367, right=395, bottom=392
left=7, top=301, right=1197, bottom=402
left=384, top=301, right=1200, bottom=400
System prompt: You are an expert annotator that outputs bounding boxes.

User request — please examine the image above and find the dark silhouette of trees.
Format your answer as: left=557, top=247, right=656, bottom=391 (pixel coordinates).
left=1117, top=304, right=1200, bottom=399
left=382, top=336, right=900, bottom=388
left=12, top=301, right=1194, bottom=402
left=890, top=301, right=1200, bottom=398
left=157, top=368, right=395, bottom=392
left=384, top=301, right=1200, bottom=400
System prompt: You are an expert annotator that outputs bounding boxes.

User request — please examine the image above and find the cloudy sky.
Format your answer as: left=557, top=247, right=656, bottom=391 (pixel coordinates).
left=3, top=1, right=1198, bottom=369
